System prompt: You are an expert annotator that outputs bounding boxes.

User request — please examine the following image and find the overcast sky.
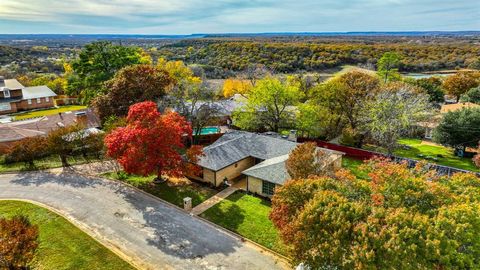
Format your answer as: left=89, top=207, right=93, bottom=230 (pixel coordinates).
left=0, top=0, right=478, bottom=34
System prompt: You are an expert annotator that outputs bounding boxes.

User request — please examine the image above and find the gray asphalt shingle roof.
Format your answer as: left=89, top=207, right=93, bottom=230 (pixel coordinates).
left=242, top=154, right=291, bottom=185
left=197, top=130, right=298, bottom=171
left=198, top=130, right=345, bottom=185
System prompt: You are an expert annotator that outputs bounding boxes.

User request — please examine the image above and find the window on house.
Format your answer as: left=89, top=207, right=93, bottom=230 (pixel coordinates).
left=234, top=163, right=238, bottom=168
left=27, top=99, right=32, bottom=105
left=46, top=97, right=49, bottom=102
left=36, top=98, right=41, bottom=104
left=262, top=181, right=275, bottom=196
left=3, top=89, right=10, bottom=98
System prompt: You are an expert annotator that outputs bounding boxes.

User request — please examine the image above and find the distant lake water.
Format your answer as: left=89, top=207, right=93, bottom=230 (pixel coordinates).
left=403, top=73, right=453, bottom=79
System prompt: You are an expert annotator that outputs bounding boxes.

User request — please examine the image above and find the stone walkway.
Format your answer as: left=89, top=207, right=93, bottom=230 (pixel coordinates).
left=190, top=186, right=238, bottom=215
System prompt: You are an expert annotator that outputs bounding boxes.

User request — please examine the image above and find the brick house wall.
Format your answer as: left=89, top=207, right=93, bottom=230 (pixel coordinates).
left=246, top=176, right=280, bottom=198
left=16, top=97, right=55, bottom=111
left=196, top=157, right=255, bottom=187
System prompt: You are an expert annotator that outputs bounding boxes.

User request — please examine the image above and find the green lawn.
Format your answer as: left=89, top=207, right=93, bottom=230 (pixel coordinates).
left=12, top=105, right=87, bottom=121
left=0, top=155, right=102, bottom=173
left=394, top=138, right=479, bottom=172
left=0, top=200, right=134, bottom=270
left=103, top=172, right=217, bottom=208
left=200, top=191, right=288, bottom=256
left=363, top=138, right=479, bottom=172
left=342, top=157, right=369, bottom=179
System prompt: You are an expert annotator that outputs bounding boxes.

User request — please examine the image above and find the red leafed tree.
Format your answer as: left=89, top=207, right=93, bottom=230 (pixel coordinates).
left=105, top=101, right=200, bottom=179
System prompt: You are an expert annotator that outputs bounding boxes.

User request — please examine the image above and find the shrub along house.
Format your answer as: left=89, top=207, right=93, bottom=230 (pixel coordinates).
left=0, top=77, right=57, bottom=115
left=0, top=110, right=100, bottom=153
left=193, top=130, right=344, bottom=197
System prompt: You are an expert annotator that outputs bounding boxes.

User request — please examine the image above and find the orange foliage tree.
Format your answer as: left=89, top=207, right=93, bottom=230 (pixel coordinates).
left=0, top=215, right=39, bottom=269
left=270, top=158, right=480, bottom=269
left=442, top=71, right=480, bottom=101
left=5, top=136, right=49, bottom=168
left=285, top=142, right=330, bottom=179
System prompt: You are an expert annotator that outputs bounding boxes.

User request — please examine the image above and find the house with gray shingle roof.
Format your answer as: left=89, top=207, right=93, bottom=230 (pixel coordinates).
left=193, top=130, right=344, bottom=197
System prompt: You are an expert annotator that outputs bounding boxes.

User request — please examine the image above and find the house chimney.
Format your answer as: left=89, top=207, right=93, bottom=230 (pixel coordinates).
left=75, top=111, right=88, bottom=127
left=288, top=130, right=297, bottom=142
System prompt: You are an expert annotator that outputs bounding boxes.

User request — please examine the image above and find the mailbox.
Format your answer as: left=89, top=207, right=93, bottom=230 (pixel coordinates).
left=183, top=197, right=192, bottom=211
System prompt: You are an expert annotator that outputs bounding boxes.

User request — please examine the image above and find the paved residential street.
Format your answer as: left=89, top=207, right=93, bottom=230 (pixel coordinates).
left=0, top=171, right=289, bottom=270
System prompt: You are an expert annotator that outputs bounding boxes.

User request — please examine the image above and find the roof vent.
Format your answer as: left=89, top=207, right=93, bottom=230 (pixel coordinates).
left=75, top=111, right=88, bottom=126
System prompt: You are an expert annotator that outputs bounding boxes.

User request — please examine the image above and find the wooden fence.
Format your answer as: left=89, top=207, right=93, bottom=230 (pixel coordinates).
left=299, top=138, right=480, bottom=177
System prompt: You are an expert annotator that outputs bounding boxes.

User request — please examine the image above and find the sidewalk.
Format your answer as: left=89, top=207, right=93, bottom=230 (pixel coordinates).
left=47, top=160, right=119, bottom=176
left=190, top=186, right=238, bottom=215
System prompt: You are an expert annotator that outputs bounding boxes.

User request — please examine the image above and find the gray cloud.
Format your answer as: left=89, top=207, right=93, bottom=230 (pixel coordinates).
left=0, top=0, right=478, bottom=33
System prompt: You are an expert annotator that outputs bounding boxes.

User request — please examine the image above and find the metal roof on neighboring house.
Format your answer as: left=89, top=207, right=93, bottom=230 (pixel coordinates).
left=21, top=86, right=57, bottom=99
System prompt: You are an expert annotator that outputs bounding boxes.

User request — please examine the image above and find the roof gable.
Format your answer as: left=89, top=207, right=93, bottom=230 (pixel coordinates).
left=242, top=154, right=290, bottom=185
left=0, top=79, right=24, bottom=90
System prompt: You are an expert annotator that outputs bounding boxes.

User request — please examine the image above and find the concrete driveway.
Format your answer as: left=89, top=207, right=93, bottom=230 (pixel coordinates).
left=0, top=171, right=288, bottom=270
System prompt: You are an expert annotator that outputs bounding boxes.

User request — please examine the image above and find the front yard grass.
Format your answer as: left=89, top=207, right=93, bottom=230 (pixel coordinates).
left=0, top=200, right=134, bottom=270
left=200, top=191, right=288, bottom=256
left=0, top=154, right=102, bottom=173
left=103, top=172, right=217, bottom=208
left=12, top=105, right=87, bottom=121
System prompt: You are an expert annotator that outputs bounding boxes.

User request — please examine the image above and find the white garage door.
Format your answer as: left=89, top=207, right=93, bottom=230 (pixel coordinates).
left=0, top=102, right=12, bottom=111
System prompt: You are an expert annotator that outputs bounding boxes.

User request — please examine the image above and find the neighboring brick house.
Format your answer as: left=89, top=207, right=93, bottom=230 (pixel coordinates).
left=0, top=76, right=57, bottom=115
left=0, top=109, right=100, bottom=153
left=193, top=130, right=344, bottom=197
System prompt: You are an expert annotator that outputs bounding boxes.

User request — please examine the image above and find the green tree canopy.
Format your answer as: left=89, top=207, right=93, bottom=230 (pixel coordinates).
left=232, top=76, right=302, bottom=132
left=377, top=52, right=402, bottom=83
left=433, top=107, right=480, bottom=149
left=270, top=159, right=480, bottom=269
left=308, top=70, right=380, bottom=144
left=460, top=86, right=480, bottom=104
left=67, top=41, right=149, bottom=103
left=363, top=82, right=431, bottom=155
left=409, top=77, right=445, bottom=103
